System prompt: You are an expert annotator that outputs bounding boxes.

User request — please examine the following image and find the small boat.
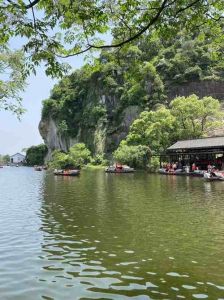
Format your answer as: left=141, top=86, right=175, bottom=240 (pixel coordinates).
left=34, top=166, right=42, bottom=171
left=203, top=172, right=224, bottom=181
left=54, top=169, right=80, bottom=176
left=105, top=165, right=135, bottom=173
left=159, top=168, right=205, bottom=177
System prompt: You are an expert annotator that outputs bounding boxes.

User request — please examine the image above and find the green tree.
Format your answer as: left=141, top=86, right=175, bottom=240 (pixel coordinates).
left=113, top=143, right=150, bottom=168
left=69, top=143, right=92, bottom=168
left=0, top=0, right=223, bottom=77
left=25, top=144, right=48, bottom=165
left=2, top=154, right=10, bottom=164
left=49, top=150, right=71, bottom=169
left=0, top=48, right=26, bottom=117
left=0, top=154, right=10, bottom=164
left=126, top=107, right=176, bottom=152
left=114, top=95, right=223, bottom=167
left=170, top=95, right=223, bottom=139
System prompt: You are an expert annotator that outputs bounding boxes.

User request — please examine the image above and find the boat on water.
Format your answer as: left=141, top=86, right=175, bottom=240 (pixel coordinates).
left=159, top=168, right=205, bottom=177
left=203, top=171, right=224, bottom=181
left=54, top=169, right=80, bottom=176
left=34, top=165, right=48, bottom=171
left=34, top=166, right=42, bottom=171
left=105, top=164, right=134, bottom=173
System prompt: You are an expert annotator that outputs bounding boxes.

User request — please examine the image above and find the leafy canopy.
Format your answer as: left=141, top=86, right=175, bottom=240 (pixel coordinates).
left=69, top=143, right=92, bottom=167
left=49, top=143, right=91, bottom=169
left=171, top=95, right=222, bottom=139
left=41, top=28, right=224, bottom=143
left=0, top=48, right=26, bottom=117
left=25, top=144, right=48, bottom=165
left=113, top=143, right=150, bottom=168
left=114, top=95, right=224, bottom=161
left=0, top=0, right=223, bottom=77
left=1, top=0, right=223, bottom=115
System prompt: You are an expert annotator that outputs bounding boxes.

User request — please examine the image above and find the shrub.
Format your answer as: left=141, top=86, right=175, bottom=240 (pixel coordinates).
left=113, top=143, right=150, bottom=168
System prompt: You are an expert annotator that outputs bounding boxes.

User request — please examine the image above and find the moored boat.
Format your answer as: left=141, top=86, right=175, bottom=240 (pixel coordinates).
left=34, top=166, right=42, bottom=171
left=159, top=168, right=205, bottom=177
left=203, top=172, right=224, bottom=181
left=105, top=164, right=134, bottom=173
left=54, top=169, right=80, bottom=176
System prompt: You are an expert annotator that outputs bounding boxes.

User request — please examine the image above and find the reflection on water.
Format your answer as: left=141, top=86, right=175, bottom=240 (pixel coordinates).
left=0, top=167, right=224, bottom=299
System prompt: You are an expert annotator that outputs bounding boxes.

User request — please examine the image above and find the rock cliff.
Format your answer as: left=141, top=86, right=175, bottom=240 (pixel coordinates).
left=39, top=32, right=224, bottom=159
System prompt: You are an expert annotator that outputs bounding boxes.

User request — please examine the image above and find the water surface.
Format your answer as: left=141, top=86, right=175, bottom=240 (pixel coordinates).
left=0, top=167, right=223, bottom=299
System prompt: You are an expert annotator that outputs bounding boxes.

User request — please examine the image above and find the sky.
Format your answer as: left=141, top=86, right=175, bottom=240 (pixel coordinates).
left=0, top=55, right=85, bottom=156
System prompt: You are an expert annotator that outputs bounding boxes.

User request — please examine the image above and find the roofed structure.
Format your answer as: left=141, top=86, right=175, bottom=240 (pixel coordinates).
left=167, top=136, right=224, bottom=152
left=10, top=153, right=25, bottom=164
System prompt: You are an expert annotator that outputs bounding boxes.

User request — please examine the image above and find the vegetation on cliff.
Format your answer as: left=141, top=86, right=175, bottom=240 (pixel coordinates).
left=114, top=95, right=223, bottom=168
left=49, top=143, right=91, bottom=169
left=41, top=29, right=224, bottom=152
left=49, top=143, right=109, bottom=169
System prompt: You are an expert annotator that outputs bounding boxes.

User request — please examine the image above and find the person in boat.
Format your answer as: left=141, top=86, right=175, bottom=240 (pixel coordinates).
left=192, top=163, right=196, bottom=172
left=115, top=163, right=123, bottom=170
left=172, top=162, right=177, bottom=170
left=207, top=164, right=212, bottom=173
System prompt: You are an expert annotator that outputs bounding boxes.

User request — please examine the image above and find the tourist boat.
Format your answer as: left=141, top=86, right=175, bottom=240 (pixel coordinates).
left=203, top=172, right=224, bottom=181
left=159, top=168, right=205, bottom=177
left=105, top=165, right=135, bottom=173
left=54, top=169, right=80, bottom=176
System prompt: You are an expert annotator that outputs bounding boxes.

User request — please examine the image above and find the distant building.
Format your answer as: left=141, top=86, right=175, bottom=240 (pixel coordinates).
left=10, top=153, right=25, bottom=164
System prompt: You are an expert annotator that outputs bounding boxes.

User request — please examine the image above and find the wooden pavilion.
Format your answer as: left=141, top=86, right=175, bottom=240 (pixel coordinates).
left=160, top=136, right=224, bottom=170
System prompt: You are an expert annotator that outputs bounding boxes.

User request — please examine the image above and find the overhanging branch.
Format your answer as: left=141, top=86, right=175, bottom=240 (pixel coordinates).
left=57, top=0, right=204, bottom=57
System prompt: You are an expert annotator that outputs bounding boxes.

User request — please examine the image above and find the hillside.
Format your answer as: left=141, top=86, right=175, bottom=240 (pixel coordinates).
left=39, top=30, right=224, bottom=159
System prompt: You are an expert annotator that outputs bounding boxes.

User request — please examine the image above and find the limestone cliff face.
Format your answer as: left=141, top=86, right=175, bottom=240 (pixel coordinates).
left=39, top=80, right=224, bottom=159
left=39, top=105, right=141, bottom=159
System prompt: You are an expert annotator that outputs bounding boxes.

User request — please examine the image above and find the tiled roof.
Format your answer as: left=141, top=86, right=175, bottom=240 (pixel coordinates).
left=168, top=136, right=224, bottom=150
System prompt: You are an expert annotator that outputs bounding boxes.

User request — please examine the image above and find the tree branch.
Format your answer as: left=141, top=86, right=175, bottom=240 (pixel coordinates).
left=55, top=46, right=93, bottom=58
left=6, top=0, right=41, bottom=9
left=64, top=0, right=202, bottom=56
left=29, top=0, right=37, bottom=32
left=89, top=0, right=170, bottom=49
left=174, top=0, right=201, bottom=17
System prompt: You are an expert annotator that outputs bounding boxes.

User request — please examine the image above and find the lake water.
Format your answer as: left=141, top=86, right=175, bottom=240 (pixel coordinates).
left=0, top=167, right=223, bottom=299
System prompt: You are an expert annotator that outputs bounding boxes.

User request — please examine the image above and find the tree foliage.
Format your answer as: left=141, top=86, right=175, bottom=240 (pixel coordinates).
left=49, top=143, right=91, bottom=169
left=0, top=0, right=223, bottom=77
left=113, top=143, right=150, bottom=168
left=0, top=0, right=223, bottom=114
left=69, top=143, right=91, bottom=168
left=170, top=95, right=222, bottom=139
left=41, top=28, right=224, bottom=142
left=25, top=144, right=48, bottom=165
left=0, top=154, right=10, bottom=164
left=114, top=95, right=224, bottom=166
left=0, top=48, right=26, bottom=117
